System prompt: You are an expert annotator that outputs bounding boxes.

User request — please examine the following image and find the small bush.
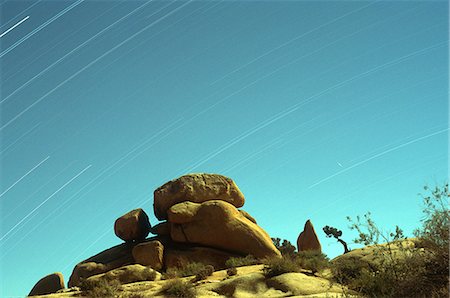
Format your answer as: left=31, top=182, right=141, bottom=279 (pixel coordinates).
left=296, top=250, right=329, bottom=274
left=263, top=255, right=300, bottom=278
left=79, top=278, right=121, bottom=297
left=164, top=262, right=212, bottom=279
left=225, top=255, right=258, bottom=268
left=163, top=279, right=196, bottom=298
left=226, top=267, right=237, bottom=276
left=272, top=238, right=296, bottom=257
left=194, top=265, right=214, bottom=281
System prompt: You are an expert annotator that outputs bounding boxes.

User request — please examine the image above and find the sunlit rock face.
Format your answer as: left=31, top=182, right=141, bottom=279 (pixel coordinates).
left=153, top=173, right=245, bottom=220
left=297, top=219, right=322, bottom=252
left=168, top=200, right=281, bottom=259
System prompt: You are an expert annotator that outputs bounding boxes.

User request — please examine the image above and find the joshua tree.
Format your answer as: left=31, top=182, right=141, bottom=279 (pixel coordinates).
left=323, top=225, right=350, bottom=254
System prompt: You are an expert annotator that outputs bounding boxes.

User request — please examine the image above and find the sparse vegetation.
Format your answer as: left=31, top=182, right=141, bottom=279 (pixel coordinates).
left=296, top=250, right=329, bottom=274
left=331, top=183, right=449, bottom=298
left=164, top=262, right=213, bottom=279
left=272, top=237, right=296, bottom=256
left=225, top=255, right=258, bottom=268
left=79, top=277, right=121, bottom=297
left=263, top=255, right=300, bottom=278
left=162, top=278, right=196, bottom=298
left=193, top=264, right=214, bottom=281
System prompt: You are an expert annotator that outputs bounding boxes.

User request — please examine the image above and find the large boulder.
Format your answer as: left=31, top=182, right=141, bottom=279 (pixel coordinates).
left=153, top=173, right=245, bottom=220
left=68, top=242, right=135, bottom=287
left=28, top=272, right=65, bottom=296
left=86, top=264, right=161, bottom=285
left=167, top=200, right=280, bottom=259
left=114, top=208, right=151, bottom=242
left=266, top=272, right=345, bottom=296
left=132, top=240, right=164, bottom=270
left=149, top=221, right=170, bottom=236
left=165, top=246, right=242, bottom=270
left=297, top=220, right=322, bottom=252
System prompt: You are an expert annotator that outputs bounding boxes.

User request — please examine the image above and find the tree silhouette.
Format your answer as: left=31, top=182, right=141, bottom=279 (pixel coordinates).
left=323, top=225, right=350, bottom=254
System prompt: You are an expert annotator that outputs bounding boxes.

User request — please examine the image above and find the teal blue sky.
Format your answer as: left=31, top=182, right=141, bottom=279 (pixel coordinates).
left=0, top=0, right=448, bottom=296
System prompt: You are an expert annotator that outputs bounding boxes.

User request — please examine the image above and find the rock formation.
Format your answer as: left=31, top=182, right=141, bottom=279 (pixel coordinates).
left=297, top=219, right=322, bottom=252
left=28, top=272, right=65, bottom=296
left=114, top=208, right=151, bottom=242
left=168, top=200, right=280, bottom=258
left=34, top=173, right=281, bottom=294
left=153, top=173, right=245, bottom=220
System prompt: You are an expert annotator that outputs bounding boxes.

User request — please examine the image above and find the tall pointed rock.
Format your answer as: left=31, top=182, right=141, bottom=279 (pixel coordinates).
left=297, top=219, right=322, bottom=252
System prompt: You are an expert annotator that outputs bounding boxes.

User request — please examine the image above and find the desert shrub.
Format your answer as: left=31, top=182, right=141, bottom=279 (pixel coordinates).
left=336, top=183, right=449, bottom=297
left=193, top=265, right=214, bottom=281
left=226, top=267, right=237, bottom=276
left=296, top=250, right=329, bottom=274
left=163, top=279, right=196, bottom=298
left=164, top=262, right=211, bottom=279
left=263, top=255, right=300, bottom=278
left=79, top=278, right=121, bottom=297
left=225, top=255, right=258, bottom=268
left=272, top=238, right=296, bottom=256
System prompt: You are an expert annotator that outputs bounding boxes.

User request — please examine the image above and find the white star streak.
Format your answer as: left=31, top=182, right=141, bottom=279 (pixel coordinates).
left=0, top=0, right=155, bottom=104
left=183, top=42, right=446, bottom=173
left=0, top=0, right=41, bottom=31
left=0, top=1, right=191, bottom=131
left=0, top=156, right=50, bottom=198
left=0, top=164, right=92, bottom=242
left=0, top=122, right=41, bottom=155
left=308, top=128, right=449, bottom=189
left=209, top=1, right=378, bottom=85
left=0, top=16, right=29, bottom=38
left=0, top=0, right=84, bottom=59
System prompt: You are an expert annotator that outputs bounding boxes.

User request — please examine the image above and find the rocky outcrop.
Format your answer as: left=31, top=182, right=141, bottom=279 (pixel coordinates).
left=153, top=173, right=245, bottom=220
left=266, top=272, right=343, bottom=296
left=132, top=240, right=164, bottom=270
left=86, top=264, right=161, bottom=285
left=114, top=208, right=151, bottom=242
left=297, top=220, right=322, bottom=252
left=68, top=242, right=135, bottom=287
left=168, top=200, right=281, bottom=259
left=28, top=272, right=65, bottom=296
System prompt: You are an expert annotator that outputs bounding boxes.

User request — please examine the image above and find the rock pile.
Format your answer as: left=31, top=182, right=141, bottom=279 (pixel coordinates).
left=27, top=173, right=281, bottom=294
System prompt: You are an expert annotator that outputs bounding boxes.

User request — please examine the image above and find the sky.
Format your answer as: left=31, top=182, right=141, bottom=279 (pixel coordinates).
left=0, top=0, right=448, bottom=296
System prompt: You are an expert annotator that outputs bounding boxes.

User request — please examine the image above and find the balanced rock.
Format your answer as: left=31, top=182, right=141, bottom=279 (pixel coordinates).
left=132, top=240, right=164, bottom=270
left=297, top=220, right=321, bottom=252
left=68, top=242, right=135, bottom=287
left=154, top=173, right=245, bottom=220
left=114, top=208, right=151, bottom=242
left=29, top=272, right=65, bottom=296
left=168, top=200, right=281, bottom=259
left=86, top=264, right=161, bottom=285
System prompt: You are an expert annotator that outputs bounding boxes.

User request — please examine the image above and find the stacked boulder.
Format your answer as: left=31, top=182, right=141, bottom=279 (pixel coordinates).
left=65, top=173, right=280, bottom=288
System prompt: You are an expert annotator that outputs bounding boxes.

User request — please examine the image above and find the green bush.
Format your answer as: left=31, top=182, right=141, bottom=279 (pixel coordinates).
left=263, top=255, right=300, bottom=278
left=193, top=265, right=214, bottom=281
left=79, top=278, right=121, bottom=297
left=226, top=267, right=237, bottom=276
left=164, top=262, right=212, bottom=279
left=225, top=255, right=258, bottom=268
left=271, top=238, right=296, bottom=256
left=163, top=279, right=196, bottom=298
left=296, top=250, right=329, bottom=274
